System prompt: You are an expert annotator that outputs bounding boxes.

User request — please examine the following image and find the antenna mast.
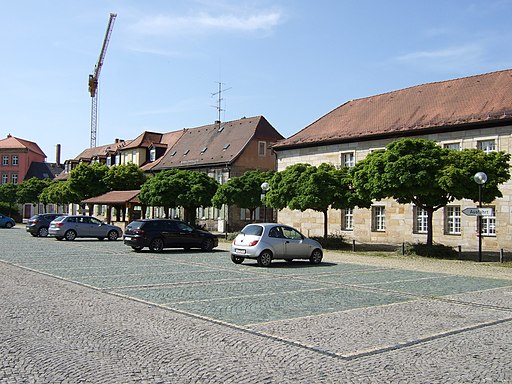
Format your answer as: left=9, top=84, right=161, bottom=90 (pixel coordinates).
left=211, top=82, right=231, bottom=125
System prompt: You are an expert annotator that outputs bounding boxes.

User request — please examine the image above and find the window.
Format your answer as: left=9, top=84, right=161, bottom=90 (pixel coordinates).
left=477, top=139, right=496, bottom=153
left=413, top=206, right=428, bottom=234
left=106, top=157, right=112, bottom=167
left=443, top=142, right=460, bottom=151
left=372, top=206, right=385, bottom=232
left=481, top=207, right=496, bottom=236
left=11, top=155, right=18, bottom=166
left=132, top=150, right=137, bottom=163
left=149, top=148, right=156, bottom=162
left=445, top=206, right=461, bottom=234
left=340, top=152, right=355, bottom=167
left=258, top=141, right=267, bottom=157
left=341, top=208, right=353, bottom=230
left=115, top=154, right=121, bottom=165
left=1, top=174, right=7, bottom=184
left=2, top=156, right=8, bottom=166
left=11, top=173, right=18, bottom=184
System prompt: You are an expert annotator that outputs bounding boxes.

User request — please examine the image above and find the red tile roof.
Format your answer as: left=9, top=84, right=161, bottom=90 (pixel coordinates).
left=82, top=190, right=140, bottom=204
left=74, top=140, right=129, bottom=161
left=274, top=69, right=512, bottom=149
left=0, top=135, right=46, bottom=157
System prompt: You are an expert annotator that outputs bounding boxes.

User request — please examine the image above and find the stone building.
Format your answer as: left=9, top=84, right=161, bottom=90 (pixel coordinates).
left=273, top=69, right=512, bottom=251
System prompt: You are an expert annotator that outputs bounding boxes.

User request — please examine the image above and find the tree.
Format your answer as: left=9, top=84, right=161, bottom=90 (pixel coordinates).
left=351, top=138, right=511, bottom=246
left=16, top=177, right=52, bottom=206
left=103, top=163, right=145, bottom=191
left=212, top=170, right=275, bottom=220
left=0, top=183, right=18, bottom=216
left=266, top=163, right=367, bottom=239
left=68, top=162, right=109, bottom=201
left=39, top=180, right=81, bottom=206
left=139, top=169, right=219, bottom=224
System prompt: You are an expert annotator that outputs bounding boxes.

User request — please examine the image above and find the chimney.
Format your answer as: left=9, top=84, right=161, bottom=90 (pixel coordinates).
left=55, top=144, right=61, bottom=165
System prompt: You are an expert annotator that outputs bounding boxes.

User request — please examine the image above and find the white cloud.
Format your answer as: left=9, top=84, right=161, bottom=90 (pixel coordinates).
left=397, top=45, right=482, bottom=62
left=131, top=10, right=282, bottom=37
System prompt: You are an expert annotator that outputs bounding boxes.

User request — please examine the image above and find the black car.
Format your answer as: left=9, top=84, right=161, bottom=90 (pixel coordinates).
left=123, top=219, right=219, bottom=252
left=26, top=213, right=62, bottom=237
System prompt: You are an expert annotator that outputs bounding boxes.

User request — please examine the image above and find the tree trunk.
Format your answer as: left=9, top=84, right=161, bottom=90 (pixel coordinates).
left=323, top=209, right=328, bottom=240
left=426, top=207, right=434, bottom=246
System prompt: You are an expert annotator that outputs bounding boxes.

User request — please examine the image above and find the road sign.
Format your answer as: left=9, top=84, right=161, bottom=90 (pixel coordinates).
left=462, top=207, right=493, bottom=216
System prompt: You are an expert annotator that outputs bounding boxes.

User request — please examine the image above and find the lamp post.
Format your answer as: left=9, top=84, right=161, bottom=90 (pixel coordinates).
left=473, top=172, right=487, bottom=262
left=261, top=182, right=270, bottom=223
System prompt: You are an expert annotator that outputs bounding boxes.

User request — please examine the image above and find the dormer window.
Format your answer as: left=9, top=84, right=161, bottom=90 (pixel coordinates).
left=171, top=150, right=177, bottom=157
left=201, top=147, right=207, bottom=154
left=149, top=148, right=156, bottom=162
left=184, top=149, right=190, bottom=156
left=223, top=143, right=230, bottom=150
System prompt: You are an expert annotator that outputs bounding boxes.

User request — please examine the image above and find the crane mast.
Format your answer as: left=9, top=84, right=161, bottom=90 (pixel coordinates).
left=88, top=12, right=117, bottom=148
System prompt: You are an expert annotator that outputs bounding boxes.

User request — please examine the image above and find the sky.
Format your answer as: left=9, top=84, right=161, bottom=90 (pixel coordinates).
left=2, top=0, right=512, bottom=162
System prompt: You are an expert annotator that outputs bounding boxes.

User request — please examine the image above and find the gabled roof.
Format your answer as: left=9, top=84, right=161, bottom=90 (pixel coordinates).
left=151, top=116, right=283, bottom=171
left=274, top=69, right=512, bottom=150
left=140, top=130, right=184, bottom=171
left=73, top=140, right=129, bottom=161
left=24, top=162, right=64, bottom=180
left=0, top=134, right=46, bottom=157
left=120, top=131, right=164, bottom=150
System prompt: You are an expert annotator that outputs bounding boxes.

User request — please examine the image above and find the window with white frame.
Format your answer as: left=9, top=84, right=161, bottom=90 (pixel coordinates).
left=340, top=152, right=355, bottom=168
left=445, top=206, right=461, bottom=234
left=149, top=148, right=156, bottom=162
left=413, top=206, right=428, bottom=234
left=481, top=207, right=496, bottom=236
left=11, top=155, right=18, bottom=165
left=106, top=157, right=112, bottom=167
left=115, top=154, right=121, bottom=165
left=1, top=174, right=7, bottom=184
left=11, top=173, right=18, bottom=184
left=258, top=141, right=267, bottom=157
left=443, top=142, right=460, bottom=151
left=341, top=208, right=353, bottom=230
left=2, top=155, right=8, bottom=166
left=477, top=139, right=496, bottom=153
left=372, top=206, right=385, bottom=232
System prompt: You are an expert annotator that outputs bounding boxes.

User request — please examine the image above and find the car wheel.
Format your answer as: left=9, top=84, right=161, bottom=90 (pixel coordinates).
left=5, top=222, right=13, bottom=229
left=65, top=230, right=77, bottom=241
left=107, top=230, right=119, bottom=241
left=201, top=237, right=214, bottom=252
left=149, top=237, right=164, bottom=252
left=231, top=254, right=244, bottom=264
left=38, top=227, right=49, bottom=237
left=309, top=248, right=323, bottom=264
left=257, top=250, right=273, bottom=267
left=131, top=246, right=143, bottom=252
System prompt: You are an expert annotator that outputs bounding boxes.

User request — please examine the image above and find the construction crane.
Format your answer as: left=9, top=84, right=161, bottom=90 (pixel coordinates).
left=88, top=12, right=117, bottom=148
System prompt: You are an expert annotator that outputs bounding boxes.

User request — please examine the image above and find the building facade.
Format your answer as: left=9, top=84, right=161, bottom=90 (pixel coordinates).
left=273, top=69, right=512, bottom=251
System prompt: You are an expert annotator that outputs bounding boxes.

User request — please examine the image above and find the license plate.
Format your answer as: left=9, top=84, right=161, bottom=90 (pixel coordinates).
left=235, top=248, right=246, bottom=254
left=124, top=236, right=132, bottom=241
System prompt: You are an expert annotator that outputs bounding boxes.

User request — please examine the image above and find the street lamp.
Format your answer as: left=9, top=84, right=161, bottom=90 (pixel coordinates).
left=473, top=172, right=487, bottom=262
left=261, top=182, right=270, bottom=222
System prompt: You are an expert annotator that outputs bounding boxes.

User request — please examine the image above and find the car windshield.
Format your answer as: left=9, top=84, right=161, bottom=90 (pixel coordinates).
left=241, top=225, right=263, bottom=236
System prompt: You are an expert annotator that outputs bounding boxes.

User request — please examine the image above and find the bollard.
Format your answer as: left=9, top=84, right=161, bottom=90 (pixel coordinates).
left=352, top=239, right=356, bottom=252
left=402, top=242, right=405, bottom=256
left=500, top=248, right=504, bottom=263
left=458, top=245, right=462, bottom=258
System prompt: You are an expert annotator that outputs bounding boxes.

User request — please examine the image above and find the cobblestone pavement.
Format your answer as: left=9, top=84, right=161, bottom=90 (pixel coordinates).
left=1, top=226, right=511, bottom=383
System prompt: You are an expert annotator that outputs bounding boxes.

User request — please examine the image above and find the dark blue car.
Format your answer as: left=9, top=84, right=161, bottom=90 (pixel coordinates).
left=0, top=214, right=15, bottom=228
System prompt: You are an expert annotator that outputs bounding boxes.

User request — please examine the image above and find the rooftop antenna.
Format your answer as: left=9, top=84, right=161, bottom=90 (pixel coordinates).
left=211, top=82, right=231, bottom=126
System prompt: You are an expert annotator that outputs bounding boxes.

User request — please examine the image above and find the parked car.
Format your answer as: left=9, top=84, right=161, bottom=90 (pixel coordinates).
left=48, top=215, right=122, bottom=241
left=26, top=213, right=62, bottom=237
left=231, top=223, right=323, bottom=267
left=0, top=214, right=15, bottom=229
left=123, top=219, right=218, bottom=252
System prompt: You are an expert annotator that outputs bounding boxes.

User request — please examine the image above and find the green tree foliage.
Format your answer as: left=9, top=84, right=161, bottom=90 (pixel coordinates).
left=16, top=177, right=52, bottom=205
left=39, top=180, right=81, bottom=205
left=0, top=183, right=18, bottom=215
left=68, top=162, right=109, bottom=200
left=139, top=169, right=219, bottom=224
left=266, top=163, right=367, bottom=239
left=351, top=138, right=511, bottom=246
left=103, top=163, right=145, bottom=191
left=212, top=170, right=275, bottom=220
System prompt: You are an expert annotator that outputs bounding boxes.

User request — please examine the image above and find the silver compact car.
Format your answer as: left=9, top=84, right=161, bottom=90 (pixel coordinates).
left=231, top=223, right=323, bottom=267
left=49, top=215, right=122, bottom=241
